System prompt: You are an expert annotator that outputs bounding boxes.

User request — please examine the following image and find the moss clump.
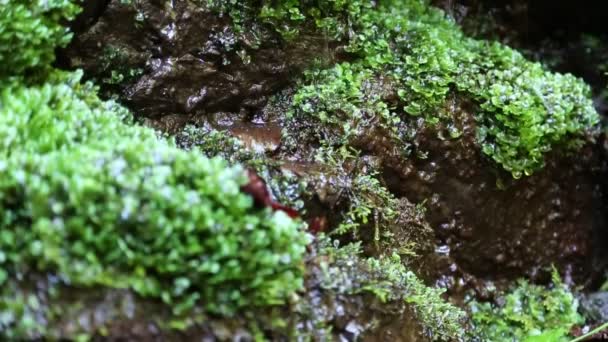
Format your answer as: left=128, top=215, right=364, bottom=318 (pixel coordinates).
left=176, top=124, right=257, bottom=165
left=95, top=45, right=144, bottom=90
left=0, top=0, right=310, bottom=338
left=218, top=0, right=599, bottom=177
left=0, top=0, right=79, bottom=79
left=303, top=237, right=465, bottom=340
left=458, top=42, right=598, bottom=177
left=288, top=63, right=401, bottom=152
left=469, top=270, right=583, bottom=341
left=0, top=73, right=308, bottom=316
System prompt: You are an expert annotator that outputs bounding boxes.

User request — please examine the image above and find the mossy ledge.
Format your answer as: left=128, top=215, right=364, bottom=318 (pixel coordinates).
left=1, top=0, right=598, bottom=340
left=213, top=0, right=599, bottom=178
left=0, top=1, right=309, bottom=338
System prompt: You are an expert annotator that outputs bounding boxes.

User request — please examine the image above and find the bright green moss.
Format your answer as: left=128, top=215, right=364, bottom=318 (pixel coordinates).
left=457, top=42, right=598, bottom=177
left=0, top=0, right=310, bottom=337
left=218, top=0, right=599, bottom=177
left=314, top=237, right=465, bottom=340
left=0, top=0, right=80, bottom=79
left=289, top=63, right=400, bottom=149
left=469, top=270, right=583, bottom=341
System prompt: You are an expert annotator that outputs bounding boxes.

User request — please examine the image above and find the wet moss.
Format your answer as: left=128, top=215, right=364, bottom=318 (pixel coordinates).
left=469, top=269, right=583, bottom=341
left=0, top=0, right=79, bottom=79
left=0, top=71, right=310, bottom=337
left=0, top=1, right=310, bottom=338
left=295, top=236, right=465, bottom=340
left=217, top=0, right=599, bottom=177
left=94, top=45, right=144, bottom=94
left=4, top=0, right=601, bottom=339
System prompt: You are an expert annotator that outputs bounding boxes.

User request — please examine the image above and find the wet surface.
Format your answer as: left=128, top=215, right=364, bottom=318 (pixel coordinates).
left=61, top=0, right=338, bottom=124
left=226, top=120, right=283, bottom=154
left=432, top=0, right=608, bottom=116
left=46, top=0, right=608, bottom=340
left=382, top=102, right=606, bottom=295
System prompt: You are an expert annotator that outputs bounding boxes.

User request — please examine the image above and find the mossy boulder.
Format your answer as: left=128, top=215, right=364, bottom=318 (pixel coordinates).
left=61, top=0, right=606, bottom=294
left=0, top=1, right=310, bottom=338
left=60, top=0, right=335, bottom=124
left=7, top=0, right=607, bottom=340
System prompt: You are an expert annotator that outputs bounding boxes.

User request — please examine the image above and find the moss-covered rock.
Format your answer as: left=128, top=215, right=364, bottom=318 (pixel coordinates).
left=244, top=0, right=598, bottom=177
left=0, top=0, right=310, bottom=338
left=26, top=0, right=608, bottom=340
left=0, top=0, right=79, bottom=79
left=60, top=0, right=336, bottom=121
left=469, top=269, right=583, bottom=341
left=294, top=236, right=465, bottom=341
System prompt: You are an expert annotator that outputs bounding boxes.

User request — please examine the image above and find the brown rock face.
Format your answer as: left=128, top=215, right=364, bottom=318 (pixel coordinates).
left=61, top=0, right=333, bottom=127
left=375, top=98, right=606, bottom=291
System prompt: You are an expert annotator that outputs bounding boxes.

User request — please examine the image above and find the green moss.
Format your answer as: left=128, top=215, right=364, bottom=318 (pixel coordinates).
left=218, top=0, right=599, bottom=177
left=312, top=236, right=465, bottom=340
left=0, top=0, right=310, bottom=337
left=0, top=0, right=80, bottom=79
left=176, top=124, right=256, bottom=164
left=469, top=269, right=583, bottom=342
left=175, top=124, right=308, bottom=211
left=320, top=147, right=400, bottom=240
left=458, top=42, right=598, bottom=177
left=96, top=45, right=143, bottom=88
left=0, top=68, right=310, bottom=322
left=289, top=63, right=402, bottom=150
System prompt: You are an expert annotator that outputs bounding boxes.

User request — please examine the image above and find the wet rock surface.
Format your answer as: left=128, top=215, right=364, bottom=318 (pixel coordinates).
left=581, top=292, right=608, bottom=324
left=294, top=243, right=430, bottom=342
left=53, top=0, right=608, bottom=340
left=383, top=105, right=605, bottom=291
left=278, top=79, right=606, bottom=293
left=426, top=0, right=608, bottom=292
left=7, top=241, right=433, bottom=342
left=61, top=0, right=336, bottom=127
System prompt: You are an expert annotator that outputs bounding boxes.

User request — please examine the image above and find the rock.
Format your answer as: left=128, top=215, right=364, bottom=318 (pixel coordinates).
left=61, top=0, right=335, bottom=125
left=581, top=292, right=608, bottom=323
